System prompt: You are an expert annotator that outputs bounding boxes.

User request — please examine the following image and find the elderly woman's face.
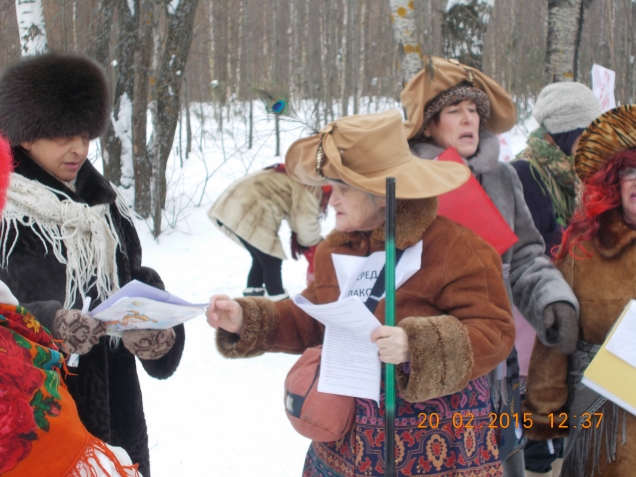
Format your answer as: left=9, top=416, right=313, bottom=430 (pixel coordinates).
left=423, top=99, right=480, bottom=158
left=21, top=134, right=89, bottom=182
left=329, top=183, right=386, bottom=233
left=620, top=167, right=636, bottom=225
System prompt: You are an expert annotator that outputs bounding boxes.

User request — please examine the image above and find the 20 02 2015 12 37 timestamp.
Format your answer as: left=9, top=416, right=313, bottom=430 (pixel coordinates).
left=548, top=412, right=604, bottom=429
left=416, top=412, right=604, bottom=429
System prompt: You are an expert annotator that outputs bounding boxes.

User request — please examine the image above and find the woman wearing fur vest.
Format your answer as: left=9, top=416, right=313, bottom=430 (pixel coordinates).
left=208, top=111, right=515, bottom=476
left=208, top=164, right=328, bottom=300
left=0, top=53, right=185, bottom=477
left=401, top=56, right=580, bottom=476
left=523, top=105, right=636, bottom=477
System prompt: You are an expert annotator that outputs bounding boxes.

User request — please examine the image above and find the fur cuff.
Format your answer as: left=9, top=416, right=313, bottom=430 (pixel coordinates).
left=215, top=297, right=280, bottom=358
left=521, top=401, right=569, bottom=440
left=396, top=315, right=474, bottom=402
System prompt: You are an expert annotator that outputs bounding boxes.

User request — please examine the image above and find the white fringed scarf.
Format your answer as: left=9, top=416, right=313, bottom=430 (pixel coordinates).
left=0, top=173, right=134, bottom=309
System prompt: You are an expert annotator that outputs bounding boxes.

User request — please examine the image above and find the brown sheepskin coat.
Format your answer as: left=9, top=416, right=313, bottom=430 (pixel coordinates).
left=217, top=197, right=515, bottom=403
left=208, top=169, right=322, bottom=260
left=523, top=209, right=636, bottom=476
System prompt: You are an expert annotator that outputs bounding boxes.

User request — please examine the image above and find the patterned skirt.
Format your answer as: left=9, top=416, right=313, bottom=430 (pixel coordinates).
left=303, top=376, right=503, bottom=477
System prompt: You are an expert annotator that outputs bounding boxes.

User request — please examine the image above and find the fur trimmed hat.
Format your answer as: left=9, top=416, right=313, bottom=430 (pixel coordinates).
left=401, top=56, right=517, bottom=139
left=0, top=53, right=111, bottom=146
left=533, top=82, right=601, bottom=135
left=418, top=83, right=491, bottom=137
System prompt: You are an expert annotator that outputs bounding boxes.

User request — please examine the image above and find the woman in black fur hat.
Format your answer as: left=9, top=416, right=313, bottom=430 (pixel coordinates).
left=0, top=52, right=185, bottom=477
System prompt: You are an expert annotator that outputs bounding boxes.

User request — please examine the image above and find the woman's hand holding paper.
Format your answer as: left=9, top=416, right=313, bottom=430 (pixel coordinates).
left=206, top=294, right=244, bottom=334
left=371, top=325, right=410, bottom=364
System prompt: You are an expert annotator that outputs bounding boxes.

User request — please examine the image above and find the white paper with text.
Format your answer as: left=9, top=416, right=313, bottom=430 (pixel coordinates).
left=606, top=299, right=636, bottom=368
left=292, top=295, right=382, bottom=403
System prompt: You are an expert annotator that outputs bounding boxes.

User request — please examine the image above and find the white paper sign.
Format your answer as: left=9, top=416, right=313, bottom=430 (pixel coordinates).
left=292, top=295, right=382, bottom=404
left=591, top=64, right=616, bottom=113
left=606, top=300, right=636, bottom=368
left=332, top=241, right=423, bottom=301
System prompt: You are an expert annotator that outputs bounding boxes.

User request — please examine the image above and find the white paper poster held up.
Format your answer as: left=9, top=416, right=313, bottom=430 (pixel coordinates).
left=591, top=64, right=616, bottom=113
left=90, top=280, right=206, bottom=334
left=292, top=295, right=382, bottom=404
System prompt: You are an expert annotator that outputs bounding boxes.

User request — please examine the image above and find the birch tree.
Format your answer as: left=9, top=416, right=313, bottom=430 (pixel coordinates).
left=545, top=0, right=593, bottom=83
left=148, top=0, right=199, bottom=237
left=132, top=0, right=154, bottom=217
left=102, top=0, right=139, bottom=186
left=15, top=0, right=48, bottom=55
left=388, top=0, right=423, bottom=84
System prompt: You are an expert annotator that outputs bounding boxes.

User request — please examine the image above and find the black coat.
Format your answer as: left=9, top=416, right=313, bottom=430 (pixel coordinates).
left=511, top=159, right=564, bottom=255
left=0, top=147, right=185, bottom=477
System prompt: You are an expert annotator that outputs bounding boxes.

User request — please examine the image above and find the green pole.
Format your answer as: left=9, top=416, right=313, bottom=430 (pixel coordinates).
left=384, top=177, right=396, bottom=477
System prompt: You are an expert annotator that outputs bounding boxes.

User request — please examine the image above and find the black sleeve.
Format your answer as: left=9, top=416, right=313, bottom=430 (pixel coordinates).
left=20, top=299, right=64, bottom=333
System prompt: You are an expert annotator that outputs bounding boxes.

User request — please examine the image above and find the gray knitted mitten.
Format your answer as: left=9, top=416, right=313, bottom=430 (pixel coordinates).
left=122, top=328, right=176, bottom=360
left=543, top=301, right=579, bottom=355
left=53, top=309, right=107, bottom=355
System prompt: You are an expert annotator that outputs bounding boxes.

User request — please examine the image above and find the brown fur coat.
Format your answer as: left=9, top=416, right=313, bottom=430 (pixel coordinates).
left=523, top=208, right=636, bottom=476
left=217, top=197, right=515, bottom=402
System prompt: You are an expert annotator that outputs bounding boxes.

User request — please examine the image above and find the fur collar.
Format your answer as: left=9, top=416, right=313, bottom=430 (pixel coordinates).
left=595, top=208, right=636, bottom=259
left=326, top=197, right=438, bottom=251
left=409, top=129, right=500, bottom=176
left=12, top=146, right=117, bottom=206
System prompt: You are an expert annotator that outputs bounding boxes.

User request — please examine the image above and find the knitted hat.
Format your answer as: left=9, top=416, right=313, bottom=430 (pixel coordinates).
left=285, top=110, right=470, bottom=199
left=533, top=82, right=601, bottom=135
left=402, top=56, right=517, bottom=139
left=575, top=104, right=636, bottom=182
left=0, top=53, right=111, bottom=145
left=421, top=83, right=491, bottom=133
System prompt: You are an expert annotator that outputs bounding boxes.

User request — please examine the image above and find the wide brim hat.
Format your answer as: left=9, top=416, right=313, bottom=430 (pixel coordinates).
left=575, top=104, right=636, bottom=182
left=401, top=56, right=517, bottom=139
left=0, top=53, right=111, bottom=145
left=285, top=110, right=470, bottom=199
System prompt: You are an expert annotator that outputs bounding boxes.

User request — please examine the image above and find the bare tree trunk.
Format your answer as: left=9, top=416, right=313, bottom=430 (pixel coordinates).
left=273, top=0, right=280, bottom=156
left=545, top=0, right=592, bottom=83
left=355, top=1, right=366, bottom=113
left=244, top=0, right=253, bottom=149
left=148, top=0, right=199, bottom=237
left=207, top=0, right=215, bottom=89
left=15, top=0, right=48, bottom=55
left=91, top=0, right=116, bottom=66
left=339, top=0, right=349, bottom=117
left=1, top=0, right=21, bottom=63
left=388, top=0, right=423, bottom=84
left=288, top=0, right=296, bottom=100
left=132, top=0, right=153, bottom=217
left=102, top=0, right=139, bottom=186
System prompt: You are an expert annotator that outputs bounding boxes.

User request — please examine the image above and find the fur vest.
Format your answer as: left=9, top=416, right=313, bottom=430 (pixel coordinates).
left=208, top=169, right=322, bottom=260
left=0, top=147, right=185, bottom=477
left=523, top=209, right=636, bottom=477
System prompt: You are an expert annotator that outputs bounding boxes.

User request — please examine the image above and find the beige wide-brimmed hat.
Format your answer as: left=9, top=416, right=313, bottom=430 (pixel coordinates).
left=285, top=110, right=470, bottom=199
left=575, top=105, right=636, bottom=182
left=401, top=56, right=517, bottom=139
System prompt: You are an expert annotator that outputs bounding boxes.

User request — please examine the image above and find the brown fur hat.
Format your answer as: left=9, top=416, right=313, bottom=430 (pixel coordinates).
left=0, top=53, right=111, bottom=145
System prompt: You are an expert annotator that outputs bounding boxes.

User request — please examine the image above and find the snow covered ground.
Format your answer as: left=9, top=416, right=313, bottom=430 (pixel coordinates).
left=96, top=99, right=535, bottom=476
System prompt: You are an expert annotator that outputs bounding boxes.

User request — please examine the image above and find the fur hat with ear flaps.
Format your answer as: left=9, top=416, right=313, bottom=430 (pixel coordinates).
left=0, top=53, right=111, bottom=146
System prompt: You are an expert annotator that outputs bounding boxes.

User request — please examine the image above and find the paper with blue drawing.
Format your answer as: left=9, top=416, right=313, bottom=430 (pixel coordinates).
left=90, top=280, right=206, bottom=333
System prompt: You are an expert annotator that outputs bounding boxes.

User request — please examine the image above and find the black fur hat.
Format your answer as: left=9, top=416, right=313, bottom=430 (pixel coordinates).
left=0, top=53, right=111, bottom=145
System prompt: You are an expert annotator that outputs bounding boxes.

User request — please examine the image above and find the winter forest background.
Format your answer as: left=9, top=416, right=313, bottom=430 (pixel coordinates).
left=2, top=0, right=636, bottom=237
left=2, top=0, right=636, bottom=475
